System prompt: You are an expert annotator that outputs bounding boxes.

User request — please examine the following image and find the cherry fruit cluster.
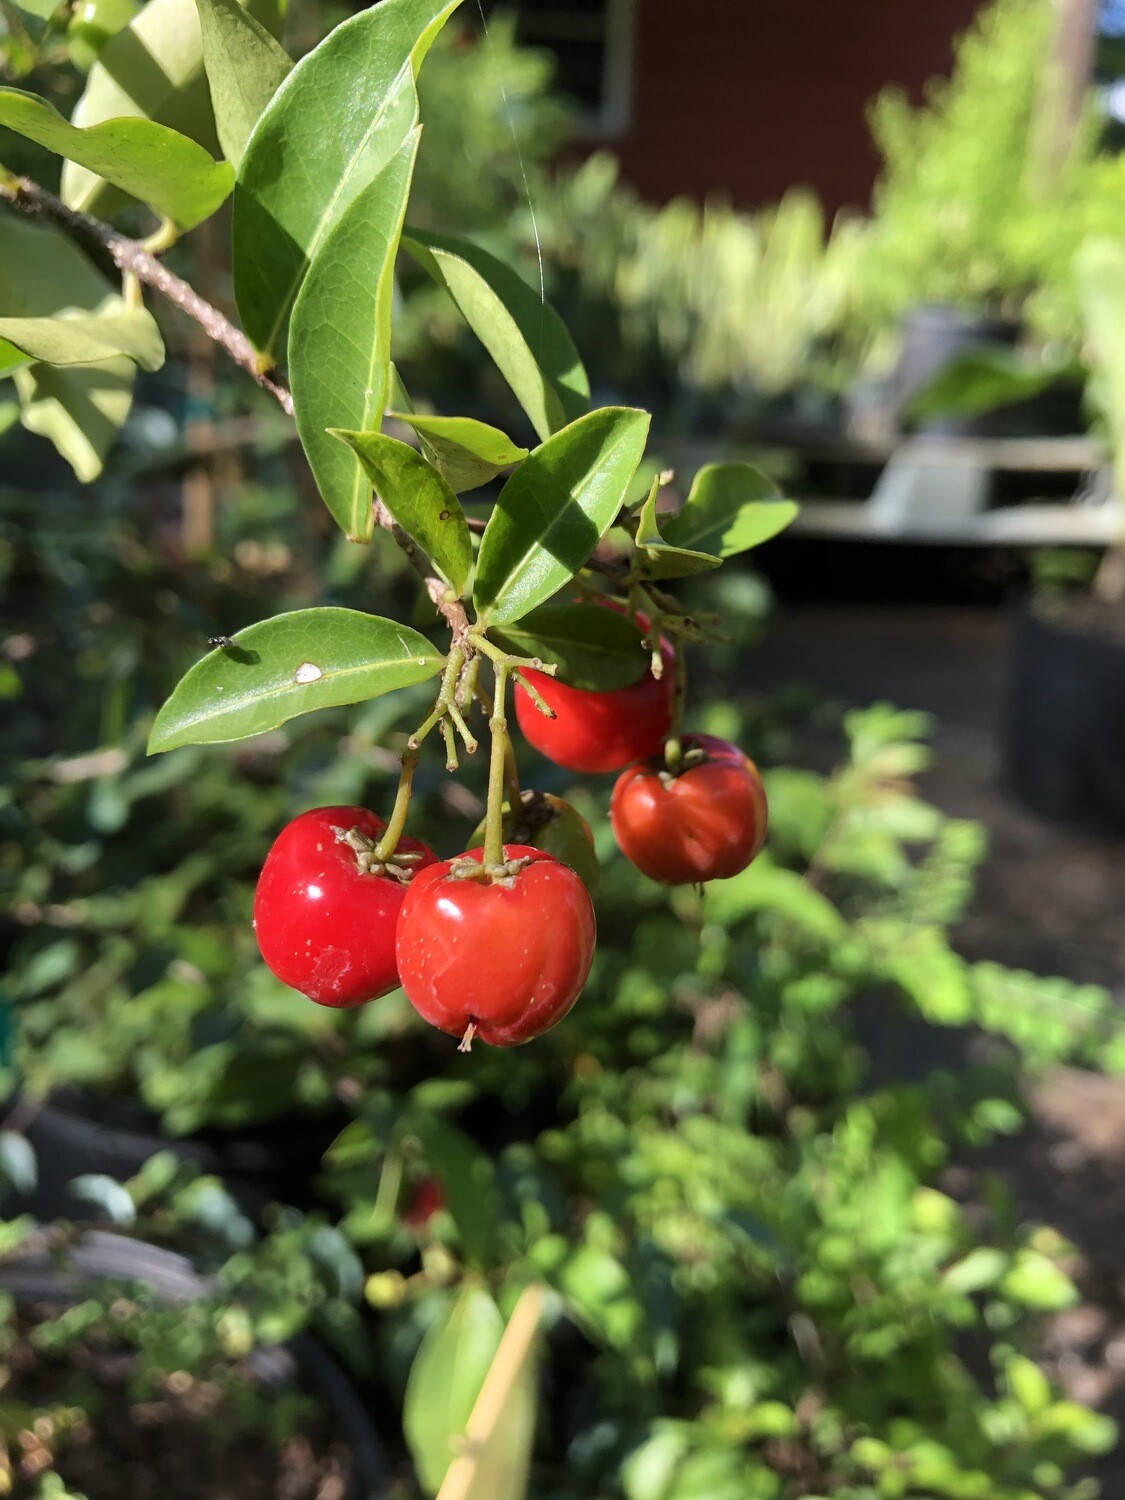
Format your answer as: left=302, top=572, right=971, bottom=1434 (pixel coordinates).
left=254, top=626, right=767, bottom=1050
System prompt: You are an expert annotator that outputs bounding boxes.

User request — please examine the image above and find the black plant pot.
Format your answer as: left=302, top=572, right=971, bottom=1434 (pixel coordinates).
left=1005, top=604, right=1125, bottom=835
left=894, top=303, right=1020, bottom=438
left=893, top=303, right=1083, bottom=440
left=0, top=1228, right=388, bottom=1500
left=10, top=1087, right=346, bottom=1221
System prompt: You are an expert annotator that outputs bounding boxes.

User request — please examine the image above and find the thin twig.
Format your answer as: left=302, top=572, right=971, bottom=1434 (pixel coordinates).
left=0, top=173, right=471, bottom=636
left=0, top=174, right=294, bottom=413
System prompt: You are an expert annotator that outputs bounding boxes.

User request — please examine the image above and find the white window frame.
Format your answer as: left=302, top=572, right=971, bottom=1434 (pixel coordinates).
left=515, top=0, right=636, bottom=140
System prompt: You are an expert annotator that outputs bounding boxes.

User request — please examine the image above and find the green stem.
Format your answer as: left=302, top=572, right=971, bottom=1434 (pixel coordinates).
left=664, top=638, right=688, bottom=771
left=373, top=747, right=419, bottom=862
left=408, top=646, right=464, bottom=750
left=474, top=680, right=521, bottom=805
left=483, top=662, right=511, bottom=870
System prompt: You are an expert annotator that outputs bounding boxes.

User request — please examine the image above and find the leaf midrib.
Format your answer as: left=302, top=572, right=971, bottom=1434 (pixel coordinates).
left=159, top=647, right=441, bottom=734
left=260, top=55, right=416, bottom=357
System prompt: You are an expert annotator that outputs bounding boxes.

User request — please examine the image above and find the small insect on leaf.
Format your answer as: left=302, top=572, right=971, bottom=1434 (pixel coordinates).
left=207, top=635, right=235, bottom=649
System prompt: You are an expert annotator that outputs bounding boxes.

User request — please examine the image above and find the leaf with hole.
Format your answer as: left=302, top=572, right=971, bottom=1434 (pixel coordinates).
left=404, top=1284, right=505, bottom=1497
left=195, top=0, right=292, bottom=167
left=60, top=0, right=282, bottom=217
left=234, top=0, right=463, bottom=358
left=331, top=429, right=472, bottom=595
left=389, top=411, right=527, bottom=493
left=492, top=603, right=646, bottom=691
left=473, top=407, right=649, bottom=626
left=147, top=608, right=444, bottom=752
left=289, top=128, right=420, bottom=541
left=403, top=228, right=588, bottom=441
left=661, top=463, right=798, bottom=562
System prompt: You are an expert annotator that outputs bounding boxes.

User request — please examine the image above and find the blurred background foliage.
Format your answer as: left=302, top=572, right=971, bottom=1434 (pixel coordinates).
left=4, top=0, right=1125, bottom=1494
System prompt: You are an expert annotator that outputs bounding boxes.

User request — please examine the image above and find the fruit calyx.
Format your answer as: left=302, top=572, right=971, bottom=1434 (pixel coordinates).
left=331, top=823, right=424, bottom=884
left=446, top=853, right=535, bottom=887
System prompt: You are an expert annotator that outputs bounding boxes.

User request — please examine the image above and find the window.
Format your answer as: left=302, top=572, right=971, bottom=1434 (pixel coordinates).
left=480, top=0, right=636, bottom=139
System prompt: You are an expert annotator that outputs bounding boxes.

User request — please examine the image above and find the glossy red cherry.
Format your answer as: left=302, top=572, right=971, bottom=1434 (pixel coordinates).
left=395, top=846, right=596, bottom=1047
left=610, top=733, right=768, bottom=885
left=513, top=635, right=674, bottom=774
left=254, top=805, right=436, bottom=1007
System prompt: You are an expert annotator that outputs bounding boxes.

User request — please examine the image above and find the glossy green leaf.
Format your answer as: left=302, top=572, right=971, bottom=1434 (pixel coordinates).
left=403, top=228, right=588, bottom=441
left=0, top=309, right=164, bottom=371
left=389, top=411, right=527, bottom=492
left=331, top=428, right=472, bottom=594
left=147, top=607, right=444, bottom=752
left=662, top=463, right=798, bottom=561
left=61, top=0, right=281, bottom=216
left=0, top=89, right=232, bottom=230
left=13, top=358, right=134, bottom=482
left=473, top=407, right=649, bottom=626
left=404, top=1284, right=504, bottom=1496
left=195, top=0, right=292, bottom=167
left=634, top=473, right=721, bottom=579
left=492, top=603, right=646, bottom=691
left=289, top=128, right=420, bottom=542
left=234, top=0, right=463, bottom=358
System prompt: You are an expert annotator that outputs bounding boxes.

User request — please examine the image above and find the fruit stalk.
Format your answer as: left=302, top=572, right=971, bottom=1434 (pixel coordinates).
left=373, top=748, right=419, bottom=863
left=483, top=662, right=512, bottom=870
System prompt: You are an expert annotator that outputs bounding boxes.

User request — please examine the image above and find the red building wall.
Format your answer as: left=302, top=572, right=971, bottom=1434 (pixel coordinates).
left=610, top=0, right=985, bottom=214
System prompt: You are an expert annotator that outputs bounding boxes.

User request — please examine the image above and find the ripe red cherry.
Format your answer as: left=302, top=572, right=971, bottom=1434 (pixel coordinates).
left=610, top=733, right=768, bottom=885
left=395, top=846, right=596, bottom=1047
left=402, top=1176, right=446, bottom=1230
left=513, top=637, right=674, bottom=774
left=254, top=805, right=436, bottom=1007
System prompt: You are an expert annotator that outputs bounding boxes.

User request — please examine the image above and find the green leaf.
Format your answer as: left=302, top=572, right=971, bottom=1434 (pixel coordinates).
left=634, top=473, right=721, bottom=579
left=14, top=358, right=134, bottom=482
left=233, top=0, right=463, bottom=358
left=147, top=607, right=444, bottom=752
left=492, top=603, right=646, bottom=691
left=439, top=1287, right=543, bottom=1500
left=389, top=411, right=527, bottom=493
left=331, top=429, right=472, bottom=594
left=195, top=0, right=292, bottom=167
left=1001, top=1249, right=1078, bottom=1312
left=661, top=463, right=797, bottom=561
left=61, top=0, right=282, bottom=217
left=705, top=853, right=847, bottom=938
left=408, top=1115, right=499, bottom=1268
left=288, top=128, right=420, bottom=542
left=0, top=309, right=164, bottom=371
left=473, top=407, right=649, bottom=626
left=1077, top=238, right=1125, bottom=484
left=403, top=227, right=589, bottom=441
left=404, top=1284, right=505, bottom=1496
left=0, top=88, right=232, bottom=229
left=906, top=346, right=1078, bottom=422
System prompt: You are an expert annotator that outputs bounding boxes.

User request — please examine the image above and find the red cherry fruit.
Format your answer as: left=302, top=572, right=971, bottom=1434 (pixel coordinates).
left=610, top=733, right=768, bottom=886
left=395, top=846, right=596, bottom=1047
left=254, top=806, right=436, bottom=1007
left=513, top=615, right=674, bottom=774
left=402, top=1176, right=446, bottom=1230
